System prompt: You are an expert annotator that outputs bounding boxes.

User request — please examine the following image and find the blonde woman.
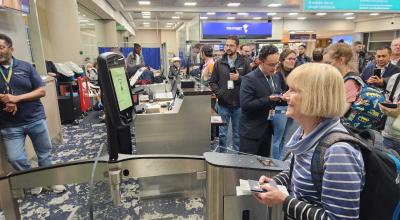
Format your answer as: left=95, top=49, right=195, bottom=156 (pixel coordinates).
left=255, top=63, right=365, bottom=220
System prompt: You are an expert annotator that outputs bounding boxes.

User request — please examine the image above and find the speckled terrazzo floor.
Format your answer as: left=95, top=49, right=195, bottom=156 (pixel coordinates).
left=0, top=111, right=207, bottom=219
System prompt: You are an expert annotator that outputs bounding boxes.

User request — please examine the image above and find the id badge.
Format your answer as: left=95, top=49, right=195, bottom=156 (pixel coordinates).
left=268, top=109, right=275, bottom=120
left=227, top=80, right=234, bottom=90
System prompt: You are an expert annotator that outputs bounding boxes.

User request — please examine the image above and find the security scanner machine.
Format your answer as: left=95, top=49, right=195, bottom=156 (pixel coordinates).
left=97, top=52, right=135, bottom=157
left=0, top=52, right=285, bottom=220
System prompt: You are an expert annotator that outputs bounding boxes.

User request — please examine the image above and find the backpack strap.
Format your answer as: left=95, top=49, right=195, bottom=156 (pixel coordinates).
left=310, top=131, right=367, bottom=195
left=343, top=73, right=365, bottom=87
left=388, top=74, right=400, bottom=102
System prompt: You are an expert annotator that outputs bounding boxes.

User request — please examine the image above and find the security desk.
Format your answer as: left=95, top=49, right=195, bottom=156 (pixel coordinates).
left=135, top=82, right=212, bottom=155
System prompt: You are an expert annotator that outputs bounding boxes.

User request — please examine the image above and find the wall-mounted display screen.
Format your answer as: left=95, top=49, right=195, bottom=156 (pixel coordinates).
left=0, top=0, right=30, bottom=13
left=304, top=0, right=400, bottom=11
left=332, top=35, right=353, bottom=45
left=110, top=67, right=132, bottom=111
left=202, top=22, right=272, bottom=39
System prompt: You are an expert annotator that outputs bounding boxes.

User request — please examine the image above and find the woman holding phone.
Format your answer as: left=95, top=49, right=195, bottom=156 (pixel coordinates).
left=254, top=63, right=365, bottom=220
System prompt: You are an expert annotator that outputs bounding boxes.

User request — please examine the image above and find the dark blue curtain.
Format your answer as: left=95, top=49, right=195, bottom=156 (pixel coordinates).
left=98, top=47, right=112, bottom=54
left=142, top=48, right=161, bottom=69
left=120, top=47, right=134, bottom=58
left=179, top=49, right=186, bottom=67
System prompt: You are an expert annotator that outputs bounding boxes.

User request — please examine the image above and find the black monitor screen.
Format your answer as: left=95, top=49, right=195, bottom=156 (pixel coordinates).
left=110, top=67, right=133, bottom=111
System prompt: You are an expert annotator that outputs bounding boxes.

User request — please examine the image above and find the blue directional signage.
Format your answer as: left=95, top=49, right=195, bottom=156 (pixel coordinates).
left=202, top=22, right=272, bottom=39
left=304, top=0, right=400, bottom=11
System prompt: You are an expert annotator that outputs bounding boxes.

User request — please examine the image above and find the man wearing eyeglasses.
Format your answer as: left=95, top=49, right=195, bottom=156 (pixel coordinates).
left=209, top=36, right=251, bottom=153
left=239, top=45, right=281, bottom=157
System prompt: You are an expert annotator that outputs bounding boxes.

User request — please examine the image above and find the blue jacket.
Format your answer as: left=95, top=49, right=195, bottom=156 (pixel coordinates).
left=361, top=62, right=400, bottom=89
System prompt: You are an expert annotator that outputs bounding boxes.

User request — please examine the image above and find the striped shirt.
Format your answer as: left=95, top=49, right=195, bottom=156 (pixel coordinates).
left=273, top=118, right=365, bottom=220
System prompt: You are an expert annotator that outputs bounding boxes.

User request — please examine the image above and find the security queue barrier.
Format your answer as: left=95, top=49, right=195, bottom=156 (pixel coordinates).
left=0, top=152, right=285, bottom=219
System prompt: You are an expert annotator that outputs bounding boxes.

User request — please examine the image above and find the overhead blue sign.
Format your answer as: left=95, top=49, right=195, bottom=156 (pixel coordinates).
left=304, top=0, right=400, bottom=11
left=202, top=22, right=272, bottom=39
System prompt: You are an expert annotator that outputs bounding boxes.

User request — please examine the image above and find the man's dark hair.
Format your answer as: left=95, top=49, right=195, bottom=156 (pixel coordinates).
left=353, top=41, right=363, bottom=46
left=0, top=34, right=13, bottom=47
left=201, top=45, right=213, bottom=57
left=134, top=43, right=141, bottom=49
left=226, top=35, right=239, bottom=46
left=299, top=44, right=306, bottom=49
left=312, top=48, right=324, bottom=62
left=240, top=44, right=250, bottom=50
left=258, top=44, right=278, bottom=61
left=377, top=46, right=392, bottom=55
left=338, top=39, right=345, bottom=43
left=193, top=43, right=202, bottom=50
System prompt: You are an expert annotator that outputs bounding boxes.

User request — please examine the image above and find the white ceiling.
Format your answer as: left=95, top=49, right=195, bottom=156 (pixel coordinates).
left=82, top=0, right=399, bottom=31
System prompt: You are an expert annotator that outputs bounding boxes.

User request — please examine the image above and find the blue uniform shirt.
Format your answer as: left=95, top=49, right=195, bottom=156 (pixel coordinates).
left=0, top=58, right=46, bottom=128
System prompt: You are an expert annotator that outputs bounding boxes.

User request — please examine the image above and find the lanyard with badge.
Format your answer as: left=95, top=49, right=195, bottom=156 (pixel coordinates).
left=267, top=76, right=282, bottom=120
left=0, top=59, right=13, bottom=94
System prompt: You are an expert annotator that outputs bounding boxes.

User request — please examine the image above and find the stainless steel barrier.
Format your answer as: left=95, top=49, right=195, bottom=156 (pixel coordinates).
left=205, top=152, right=286, bottom=220
left=0, top=153, right=286, bottom=219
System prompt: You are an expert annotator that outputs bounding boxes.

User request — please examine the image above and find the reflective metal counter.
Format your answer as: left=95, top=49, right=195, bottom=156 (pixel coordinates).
left=0, top=152, right=285, bottom=219
left=135, top=85, right=212, bottom=155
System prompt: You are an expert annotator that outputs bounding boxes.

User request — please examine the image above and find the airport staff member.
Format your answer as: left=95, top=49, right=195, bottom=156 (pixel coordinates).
left=239, top=45, right=280, bottom=157
left=127, top=43, right=145, bottom=67
left=209, top=36, right=251, bottom=152
left=0, top=34, right=65, bottom=194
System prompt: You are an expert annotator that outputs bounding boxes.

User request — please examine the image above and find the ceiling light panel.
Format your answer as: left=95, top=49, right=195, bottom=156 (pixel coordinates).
left=267, top=12, right=277, bottom=16
left=200, top=17, right=208, bottom=20
left=289, top=12, right=298, bottom=16
left=207, top=12, right=216, bottom=15
left=227, top=3, right=240, bottom=7
left=272, top=17, right=281, bottom=20
left=184, top=2, right=197, bottom=6
left=316, top=13, right=327, bottom=16
left=138, top=1, right=151, bottom=5
left=172, top=16, right=180, bottom=19
left=237, top=13, right=249, bottom=16
left=253, top=17, right=262, bottom=20
left=297, top=17, right=306, bottom=20
left=344, top=13, right=354, bottom=16
left=268, top=3, right=281, bottom=7
left=227, top=16, right=236, bottom=19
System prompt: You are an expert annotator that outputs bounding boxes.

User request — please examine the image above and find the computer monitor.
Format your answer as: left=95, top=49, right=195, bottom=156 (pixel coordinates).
left=110, top=67, right=133, bottom=112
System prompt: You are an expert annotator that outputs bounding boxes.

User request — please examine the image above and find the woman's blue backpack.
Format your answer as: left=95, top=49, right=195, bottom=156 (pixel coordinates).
left=341, top=74, right=387, bottom=130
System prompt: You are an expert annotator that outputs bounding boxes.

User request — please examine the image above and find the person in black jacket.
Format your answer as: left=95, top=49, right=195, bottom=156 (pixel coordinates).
left=296, top=44, right=311, bottom=66
left=361, top=46, right=400, bottom=89
left=209, top=36, right=251, bottom=152
left=352, top=41, right=368, bottom=73
left=239, top=45, right=280, bottom=157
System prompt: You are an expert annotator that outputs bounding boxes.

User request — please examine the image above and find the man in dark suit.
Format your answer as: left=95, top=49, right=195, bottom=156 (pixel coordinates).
left=239, top=45, right=281, bottom=157
left=361, top=46, right=400, bottom=89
